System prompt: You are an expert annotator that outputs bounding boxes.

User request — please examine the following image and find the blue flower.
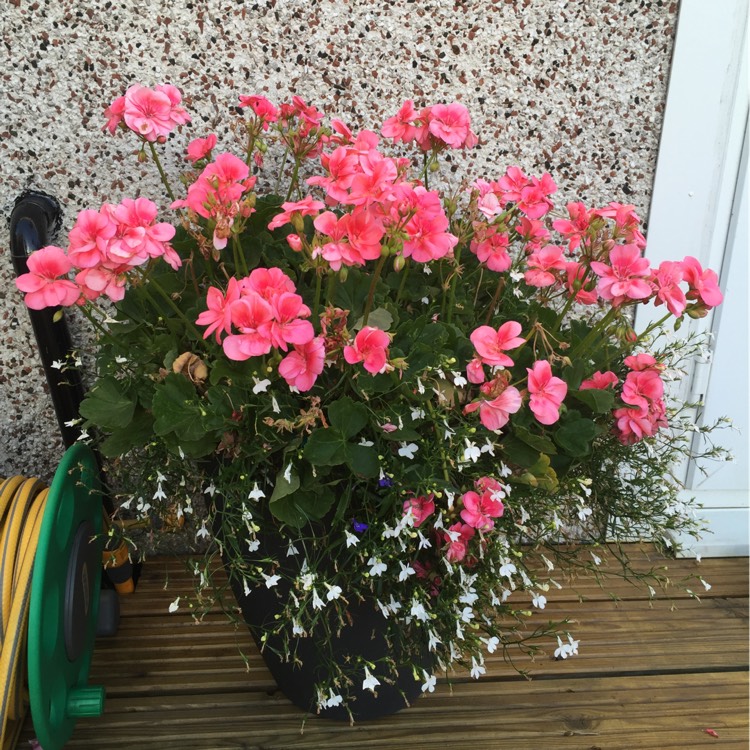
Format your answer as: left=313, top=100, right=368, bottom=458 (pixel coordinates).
left=378, top=476, right=394, bottom=488
left=352, top=519, right=369, bottom=533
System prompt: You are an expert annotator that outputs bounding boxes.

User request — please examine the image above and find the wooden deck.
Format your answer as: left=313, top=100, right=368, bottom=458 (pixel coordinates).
left=18, top=547, right=748, bottom=749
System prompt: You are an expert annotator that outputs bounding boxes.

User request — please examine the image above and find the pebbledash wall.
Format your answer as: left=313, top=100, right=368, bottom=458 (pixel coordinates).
left=0, top=0, right=679, bottom=480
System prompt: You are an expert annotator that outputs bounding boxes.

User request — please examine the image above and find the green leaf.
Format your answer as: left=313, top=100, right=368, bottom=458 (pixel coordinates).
left=152, top=374, right=221, bottom=443
left=555, top=416, right=600, bottom=457
left=270, top=488, right=336, bottom=528
left=501, top=437, right=541, bottom=469
left=79, top=376, right=136, bottom=431
left=346, top=443, right=380, bottom=478
left=99, top=410, right=154, bottom=457
left=561, top=359, right=588, bottom=390
left=303, top=428, right=348, bottom=466
left=328, top=397, right=368, bottom=439
left=269, top=465, right=300, bottom=503
left=570, top=388, right=615, bottom=414
left=353, top=307, right=393, bottom=332
left=513, top=425, right=557, bottom=455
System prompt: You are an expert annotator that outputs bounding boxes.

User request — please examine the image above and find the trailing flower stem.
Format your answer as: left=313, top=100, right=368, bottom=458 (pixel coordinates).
left=362, top=255, right=387, bottom=326
left=148, top=142, right=177, bottom=204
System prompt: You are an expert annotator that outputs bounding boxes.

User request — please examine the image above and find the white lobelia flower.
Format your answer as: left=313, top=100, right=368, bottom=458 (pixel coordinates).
left=367, top=557, right=387, bottom=576
left=460, top=606, right=474, bottom=623
left=470, top=656, right=486, bottom=679
left=398, top=442, right=419, bottom=459
left=196, top=521, right=210, bottom=541
left=452, top=371, right=468, bottom=387
left=462, top=439, right=481, bottom=464
left=362, top=667, right=381, bottom=693
left=499, top=561, right=516, bottom=578
left=398, top=562, right=416, bottom=581
left=263, top=573, right=281, bottom=588
left=344, top=530, right=360, bottom=548
left=410, top=599, right=428, bottom=622
left=246, top=538, right=261, bottom=553
left=247, top=483, right=265, bottom=501
left=286, top=540, right=299, bottom=556
left=485, top=636, right=500, bottom=654
left=323, top=690, right=343, bottom=709
left=311, top=588, right=325, bottom=610
left=421, top=670, right=437, bottom=693
left=168, top=596, right=180, bottom=613
left=292, top=619, right=305, bottom=636
left=531, top=591, right=547, bottom=609
left=428, top=629, right=441, bottom=652
left=271, top=395, right=280, bottom=413
left=252, top=377, right=271, bottom=394
left=326, top=584, right=343, bottom=601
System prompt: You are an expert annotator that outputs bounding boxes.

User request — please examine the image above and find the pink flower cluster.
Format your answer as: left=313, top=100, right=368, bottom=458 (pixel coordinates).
left=343, top=326, right=391, bottom=375
left=196, top=268, right=326, bottom=392
left=459, top=477, right=506, bottom=531
left=612, top=354, right=668, bottom=444
left=381, top=101, right=478, bottom=151
left=172, top=152, right=257, bottom=250
left=16, top=199, right=178, bottom=309
left=104, top=84, right=190, bottom=142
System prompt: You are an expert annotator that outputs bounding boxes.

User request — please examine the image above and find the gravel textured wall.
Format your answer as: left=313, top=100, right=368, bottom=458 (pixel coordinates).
left=0, top=0, right=678, bottom=480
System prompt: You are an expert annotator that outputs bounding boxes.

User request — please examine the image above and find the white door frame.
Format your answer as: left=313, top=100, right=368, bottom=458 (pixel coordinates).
left=639, top=0, right=749, bottom=557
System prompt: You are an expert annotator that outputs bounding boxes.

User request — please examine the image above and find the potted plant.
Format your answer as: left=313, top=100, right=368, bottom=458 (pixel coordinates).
left=16, top=83, right=728, bottom=721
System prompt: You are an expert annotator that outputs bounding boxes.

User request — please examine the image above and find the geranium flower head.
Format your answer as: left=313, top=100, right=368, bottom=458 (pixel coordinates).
left=527, top=360, right=567, bottom=425
left=16, top=246, right=80, bottom=309
left=470, top=322, right=525, bottom=368
left=343, top=326, right=390, bottom=374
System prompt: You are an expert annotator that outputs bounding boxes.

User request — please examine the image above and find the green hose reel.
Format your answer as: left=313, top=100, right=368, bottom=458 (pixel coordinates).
left=27, top=444, right=105, bottom=749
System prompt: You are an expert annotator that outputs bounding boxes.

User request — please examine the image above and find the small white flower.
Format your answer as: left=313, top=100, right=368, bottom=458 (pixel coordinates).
left=344, top=530, right=360, bottom=548
left=470, top=656, right=486, bottom=679
left=462, top=439, right=481, bottom=464
left=243, top=578, right=251, bottom=597
left=263, top=573, right=281, bottom=589
left=428, top=629, right=441, bottom=652
left=421, top=670, right=437, bottom=693
left=701, top=578, right=712, bottom=591
left=358, top=437, right=374, bottom=447
left=168, top=596, right=180, bottom=613
left=51, top=360, right=64, bottom=370
left=271, top=395, right=280, bottom=413
left=322, top=690, right=342, bottom=708
left=417, top=530, right=432, bottom=550
left=76, top=429, right=90, bottom=442
left=480, top=439, right=496, bottom=456
left=421, top=296, right=430, bottom=304
left=577, top=505, right=593, bottom=522
left=410, top=599, right=428, bottom=622
left=252, top=377, right=271, bottom=394
left=326, top=584, right=343, bottom=601
left=114, top=355, right=128, bottom=364
left=367, top=557, right=387, bottom=577
left=590, top=552, right=601, bottom=566
left=460, top=606, right=474, bottom=623
left=246, top=538, right=260, bottom=552
left=531, top=592, right=547, bottom=609
left=452, top=371, right=468, bottom=387
left=292, top=619, right=305, bottom=636
left=311, top=588, right=325, bottom=610
left=410, top=407, right=426, bottom=421
left=64, top=418, right=82, bottom=427
left=286, top=541, right=299, bottom=556
left=195, top=522, right=210, bottom=541
left=398, top=562, right=416, bottom=581
left=422, top=265, right=432, bottom=275
left=417, top=378, right=425, bottom=394
left=362, top=667, right=381, bottom=693
left=398, top=442, right=419, bottom=459
left=247, top=483, right=265, bottom=501
left=388, top=595, right=402, bottom=614
left=153, top=485, right=167, bottom=502
left=283, top=463, right=293, bottom=483
left=485, top=636, right=499, bottom=654
left=499, top=561, right=516, bottom=578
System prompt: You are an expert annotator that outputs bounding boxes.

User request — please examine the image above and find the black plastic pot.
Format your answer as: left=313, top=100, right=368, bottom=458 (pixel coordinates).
left=213, top=497, right=429, bottom=720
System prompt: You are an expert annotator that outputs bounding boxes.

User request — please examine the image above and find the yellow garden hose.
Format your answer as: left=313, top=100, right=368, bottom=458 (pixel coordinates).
left=0, top=475, right=49, bottom=750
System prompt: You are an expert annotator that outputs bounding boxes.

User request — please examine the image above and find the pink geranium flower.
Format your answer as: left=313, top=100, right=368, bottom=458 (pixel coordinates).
left=517, top=173, right=557, bottom=219
left=580, top=370, right=619, bottom=390
left=681, top=256, right=724, bottom=308
left=267, top=292, right=315, bottom=351
left=16, top=246, right=80, bottom=309
left=464, top=384, right=522, bottom=432
left=403, top=494, right=436, bottom=527
left=552, top=202, right=595, bottom=251
left=459, top=489, right=504, bottom=531
left=109, top=197, right=178, bottom=269
left=427, top=103, right=476, bottom=149
left=564, top=262, right=598, bottom=305
left=242, top=267, right=297, bottom=301
left=196, top=278, right=241, bottom=343
left=118, top=84, right=190, bottom=142
left=238, top=95, right=279, bottom=128
left=381, top=100, right=419, bottom=143
left=442, top=523, right=475, bottom=563
left=343, top=326, right=390, bottom=374
left=222, top=293, right=275, bottom=360
left=278, top=337, right=325, bottom=392
left=470, top=226, right=512, bottom=272
left=527, top=360, right=567, bottom=425
left=186, top=134, right=217, bottom=163
left=267, top=196, right=325, bottom=231
left=470, top=322, right=525, bottom=368
left=466, top=357, right=486, bottom=384
left=524, top=245, right=566, bottom=288
left=590, top=244, right=652, bottom=306
left=650, top=260, right=686, bottom=317
left=75, top=266, right=127, bottom=303
left=67, top=208, right=117, bottom=269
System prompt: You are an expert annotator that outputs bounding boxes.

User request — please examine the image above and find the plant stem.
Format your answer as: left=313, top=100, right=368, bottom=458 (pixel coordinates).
left=312, top=268, right=323, bottom=323
left=232, top=233, right=249, bottom=277
left=635, top=312, right=673, bottom=344
left=425, top=399, right=451, bottom=484
left=484, top=277, right=505, bottom=325
left=446, top=244, right=463, bottom=325
left=568, top=306, right=619, bottom=360
left=362, top=255, right=387, bottom=326
left=148, top=142, right=177, bottom=203
left=285, top=157, right=301, bottom=201
left=138, top=271, right=204, bottom=341
left=395, top=261, right=411, bottom=306
left=274, top=146, right=290, bottom=196
left=325, top=270, right=337, bottom=306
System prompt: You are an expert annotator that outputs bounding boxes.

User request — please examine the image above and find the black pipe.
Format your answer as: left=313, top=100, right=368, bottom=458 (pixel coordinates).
left=9, top=191, right=88, bottom=448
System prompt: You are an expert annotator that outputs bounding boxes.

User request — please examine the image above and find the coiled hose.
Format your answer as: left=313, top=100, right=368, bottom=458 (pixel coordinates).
left=0, top=475, right=49, bottom=750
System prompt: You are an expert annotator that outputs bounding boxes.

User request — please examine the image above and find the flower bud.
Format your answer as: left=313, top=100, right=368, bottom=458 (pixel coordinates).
left=339, top=266, right=349, bottom=282
left=393, top=255, right=406, bottom=272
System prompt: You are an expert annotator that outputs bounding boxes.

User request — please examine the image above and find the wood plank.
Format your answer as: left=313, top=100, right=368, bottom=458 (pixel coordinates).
left=15, top=549, right=748, bottom=750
